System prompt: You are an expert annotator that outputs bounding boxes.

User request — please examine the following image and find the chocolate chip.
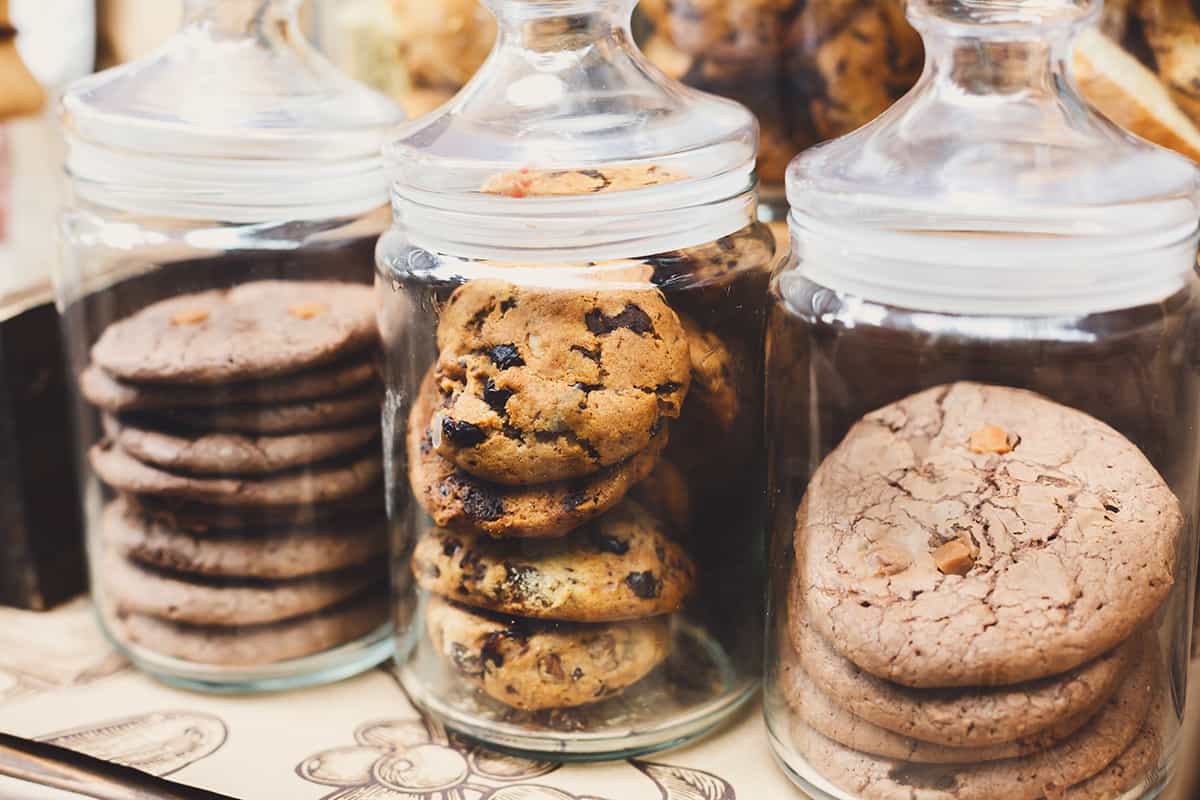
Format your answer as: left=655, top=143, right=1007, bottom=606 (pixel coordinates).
left=483, top=379, right=513, bottom=414
left=563, top=489, right=589, bottom=511
left=481, top=633, right=507, bottom=669
left=489, top=343, right=525, bottom=369
left=584, top=304, right=655, bottom=336
left=442, top=417, right=487, bottom=447
left=625, top=570, right=661, bottom=598
left=539, top=653, right=566, bottom=681
left=499, top=297, right=517, bottom=313
left=441, top=537, right=463, bottom=557
left=570, top=344, right=601, bottom=362
left=572, top=667, right=584, bottom=680
left=459, top=550, right=487, bottom=582
left=592, top=529, right=630, bottom=555
left=457, top=480, right=505, bottom=521
left=656, top=381, right=681, bottom=395
left=504, top=565, right=540, bottom=599
left=573, top=382, right=603, bottom=393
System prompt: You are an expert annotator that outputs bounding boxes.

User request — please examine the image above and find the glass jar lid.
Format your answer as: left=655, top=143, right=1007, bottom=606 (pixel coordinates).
left=385, top=0, right=759, bottom=262
left=62, top=0, right=404, bottom=222
left=786, top=0, right=1200, bottom=315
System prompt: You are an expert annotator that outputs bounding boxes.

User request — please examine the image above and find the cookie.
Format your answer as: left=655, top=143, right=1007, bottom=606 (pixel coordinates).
left=89, top=441, right=381, bottom=507
left=102, top=498, right=386, bottom=580
left=408, top=371, right=667, bottom=538
left=781, top=658, right=1096, bottom=764
left=789, top=652, right=1155, bottom=800
left=123, top=492, right=383, bottom=532
left=79, top=357, right=377, bottom=413
left=151, top=390, right=380, bottom=435
left=630, top=458, right=691, bottom=533
left=680, top=315, right=739, bottom=431
left=91, top=281, right=377, bottom=385
left=800, top=382, right=1181, bottom=687
left=1060, top=689, right=1164, bottom=800
left=103, top=553, right=381, bottom=626
left=638, top=0, right=798, bottom=61
left=480, top=165, right=685, bottom=197
left=432, top=279, right=690, bottom=485
left=424, top=596, right=670, bottom=711
left=645, top=225, right=775, bottom=294
left=789, top=607, right=1137, bottom=748
left=115, top=595, right=388, bottom=667
left=412, top=500, right=695, bottom=622
left=102, top=416, right=378, bottom=476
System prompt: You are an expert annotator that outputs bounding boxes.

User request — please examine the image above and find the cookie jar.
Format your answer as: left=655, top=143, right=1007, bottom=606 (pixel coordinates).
left=378, top=0, right=778, bottom=758
left=764, top=1, right=1200, bottom=798
left=55, top=0, right=404, bottom=692
left=636, top=0, right=922, bottom=219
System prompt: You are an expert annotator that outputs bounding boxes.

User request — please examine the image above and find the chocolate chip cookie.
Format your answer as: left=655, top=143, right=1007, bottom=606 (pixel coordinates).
left=412, top=500, right=695, bottom=622
left=102, top=498, right=386, bottom=580
left=103, top=416, right=378, bottom=476
left=408, top=370, right=667, bottom=538
left=90, top=440, right=382, bottom=507
left=790, top=652, right=1155, bottom=800
left=424, top=595, right=670, bottom=711
left=91, top=281, right=377, bottom=385
left=639, top=0, right=799, bottom=61
left=799, top=382, right=1181, bottom=688
left=432, top=279, right=690, bottom=485
left=788, top=606, right=1137, bottom=748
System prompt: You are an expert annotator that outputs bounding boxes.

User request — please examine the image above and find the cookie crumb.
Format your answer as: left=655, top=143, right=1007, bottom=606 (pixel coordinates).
left=969, top=425, right=1013, bottom=454
left=288, top=302, right=329, bottom=320
left=933, top=539, right=975, bottom=576
left=170, top=308, right=210, bottom=326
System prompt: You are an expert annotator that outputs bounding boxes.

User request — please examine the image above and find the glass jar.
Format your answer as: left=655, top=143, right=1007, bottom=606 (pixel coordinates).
left=636, top=0, right=923, bottom=219
left=765, top=1, right=1200, bottom=798
left=378, top=0, right=778, bottom=758
left=56, top=0, right=404, bottom=692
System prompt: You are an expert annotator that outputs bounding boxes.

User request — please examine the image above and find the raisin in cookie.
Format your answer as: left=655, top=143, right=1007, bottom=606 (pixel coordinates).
left=408, top=370, right=667, bottom=538
left=424, top=595, right=670, bottom=711
left=432, top=279, right=690, bottom=485
left=412, top=500, right=694, bottom=622
left=799, top=382, right=1181, bottom=688
left=91, top=281, right=377, bottom=385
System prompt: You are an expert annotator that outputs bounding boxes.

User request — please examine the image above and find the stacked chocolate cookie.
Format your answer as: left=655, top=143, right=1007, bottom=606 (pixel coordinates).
left=407, top=279, right=701, bottom=711
left=81, top=281, right=389, bottom=668
left=785, top=383, right=1179, bottom=799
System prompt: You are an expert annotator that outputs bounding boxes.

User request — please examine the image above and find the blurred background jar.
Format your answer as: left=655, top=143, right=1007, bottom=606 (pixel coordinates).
left=56, top=0, right=403, bottom=691
left=765, top=1, right=1200, bottom=798
left=378, top=0, right=778, bottom=758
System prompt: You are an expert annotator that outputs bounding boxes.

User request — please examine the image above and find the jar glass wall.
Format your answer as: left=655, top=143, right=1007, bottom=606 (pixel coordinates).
left=379, top=0, right=777, bottom=758
left=765, top=1, right=1200, bottom=797
left=57, top=0, right=404, bottom=692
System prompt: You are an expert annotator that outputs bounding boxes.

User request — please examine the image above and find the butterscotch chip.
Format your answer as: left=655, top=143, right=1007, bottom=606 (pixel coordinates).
left=289, top=302, right=329, bottom=320
left=934, top=539, right=975, bottom=576
left=969, top=425, right=1013, bottom=454
left=171, top=308, right=210, bottom=326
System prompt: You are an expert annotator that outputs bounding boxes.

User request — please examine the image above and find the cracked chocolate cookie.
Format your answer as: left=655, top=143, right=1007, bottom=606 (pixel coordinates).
left=432, top=279, right=690, bottom=485
left=146, top=389, right=381, bottom=435
left=408, top=370, right=667, bottom=538
left=424, top=595, right=670, bottom=711
left=788, top=606, right=1137, bottom=748
left=781, top=656, right=1097, bottom=765
left=90, top=440, right=382, bottom=507
left=91, top=281, right=377, bottom=385
left=799, top=382, right=1181, bottom=688
left=102, top=415, right=378, bottom=476
left=790, top=651, right=1156, bottom=800
left=412, top=499, right=695, bottom=622
left=102, top=498, right=386, bottom=580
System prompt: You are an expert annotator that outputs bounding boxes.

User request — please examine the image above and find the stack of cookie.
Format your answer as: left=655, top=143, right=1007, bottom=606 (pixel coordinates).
left=81, top=280, right=389, bottom=668
left=406, top=278, right=700, bottom=711
left=784, top=383, right=1179, bottom=799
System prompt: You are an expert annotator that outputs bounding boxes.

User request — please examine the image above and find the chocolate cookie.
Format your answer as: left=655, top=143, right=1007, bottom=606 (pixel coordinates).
left=116, top=595, right=388, bottom=667
left=480, top=165, right=685, bottom=197
left=152, top=389, right=380, bottom=435
left=102, top=416, right=378, bottom=476
left=89, top=441, right=381, bottom=507
left=1060, top=690, right=1165, bottom=800
left=800, top=382, right=1181, bottom=688
left=102, top=499, right=386, bottom=580
left=781, top=658, right=1095, bottom=765
left=408, top=371, right=667, bottom=538
left=432, top=279, right=690, bottom=485
left=788, top=607, right=1137, bottom=748
left=412, top=500, right=695, bottom=622
left=79, top=357, right=377, bottom=413
left=91, top=281, right=377, bottom=385
left=103, top=553, right=381, bottom=626
left=123, top=492, right=383, bottom=533
left=424, top=596, right=670, bottom=711
left=789, top=652, right=1155, bottom=800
